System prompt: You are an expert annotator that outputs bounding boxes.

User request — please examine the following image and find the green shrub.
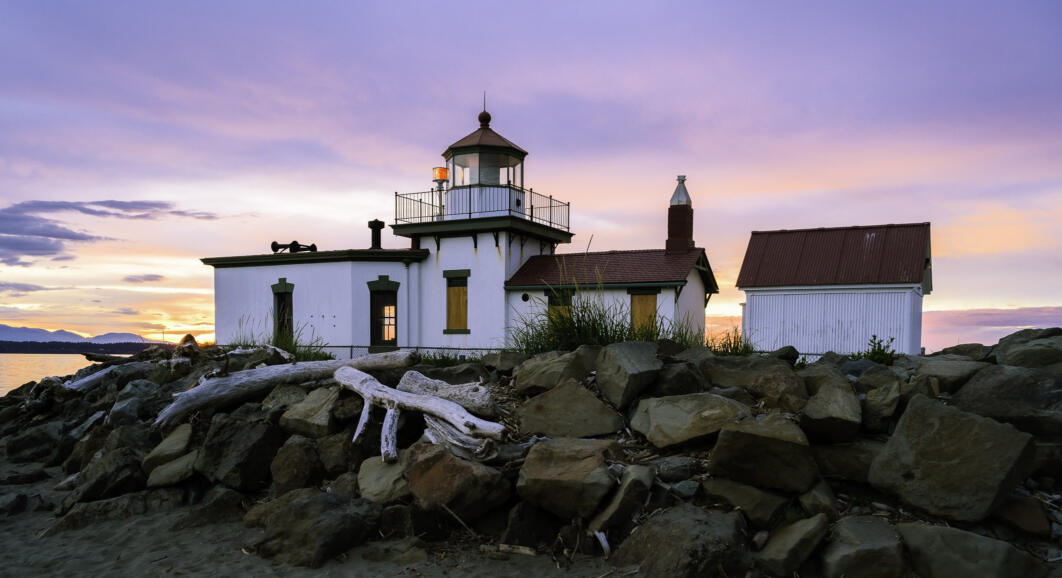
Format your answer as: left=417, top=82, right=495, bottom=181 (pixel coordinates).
left=850, top=335, right=896, bottom=365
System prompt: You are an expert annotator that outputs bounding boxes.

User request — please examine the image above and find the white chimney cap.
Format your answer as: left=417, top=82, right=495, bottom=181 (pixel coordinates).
left=670, top=175, right=692, bottom=206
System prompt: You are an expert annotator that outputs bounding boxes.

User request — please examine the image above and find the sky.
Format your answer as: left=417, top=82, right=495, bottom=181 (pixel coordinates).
left=1, top=1, right=1060, bottom=351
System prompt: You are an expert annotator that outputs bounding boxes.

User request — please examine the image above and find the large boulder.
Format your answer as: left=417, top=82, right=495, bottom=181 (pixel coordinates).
left=588, top=465, right=654, bottom=533
left=516, top=438, right=621, bottom=519
left=798, top=363, right=851, bottom=396
left=862, top=379, right=902, bottom=432
left=812, top=439, right=885, bottom=483
left=142, top=423, right=192, bottom=474
left=1002, top=335, right=1062, bottom=374
left=500, top=502, right=564, bottom=549
left=512, top=351, right=587, bottom=394
left=595, top=341, right=663, bottom=409
left=516, top=382, right=624, bottom=438
left=255, top=492, right=382, bottom=568
left=910, top=356, right=990, bottom=393
left=194, top=415, right=287, bottom=493
left=951, top=365, right=1062, bottom=436
left=642, top=361, right=706, bottom=397
left=5, top=420, right=62, bottom=463
left=47, top=488, right=184, bottom=535
left=280, top=386, right=340, bottom=438
left=703, top=357, right=808, bottom=412
left=800, top=383, right=862, bottom=443
left=897, top=523, right=1046, bottom=578
left=631, top=393, right=750, bottom=448
left=481, top=350, right=529, bottom=374
left=701, top=478, right=789, bottom=528
left=868, top=395, right=1034, bottom=521
left=59, top=447, right=147, bottom=514
left=822, top=515, right=904, bottom=578
left=993, top=327, right=1062, bottom=364
left=612, top=504, right=747, bottom=577
left=935, top=342, right=991, bottom=361
left=406, top=443, right=510, bottom=520
left=755, top=513, right=829, bottom=576
left=145, top=451, right=197, bottom=488
left=708, top=414, right=819, bottom=493
left=357, top=452, right=410, bottom=504
left=270, top=435, right=324, bottom=496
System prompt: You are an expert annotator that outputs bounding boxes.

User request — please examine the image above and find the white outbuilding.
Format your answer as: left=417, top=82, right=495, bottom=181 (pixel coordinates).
left=202, top=110, right=718, bottom=357
left=736, top=223, right=932, bottom=356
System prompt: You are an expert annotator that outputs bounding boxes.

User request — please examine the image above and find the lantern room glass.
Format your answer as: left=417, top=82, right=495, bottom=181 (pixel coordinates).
left=449, top=152, right=523, bottom=189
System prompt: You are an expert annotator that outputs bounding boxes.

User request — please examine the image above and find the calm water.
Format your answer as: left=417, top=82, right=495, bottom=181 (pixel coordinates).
left=0, top=354, right=93, bottom=395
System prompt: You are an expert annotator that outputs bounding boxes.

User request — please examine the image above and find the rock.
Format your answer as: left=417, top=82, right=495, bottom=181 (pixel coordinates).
left=812, top=439, right=884, bottom=484
left=517, top=382, right=624, bottom=437
left=330, top=394, right=365, bottom=421
left=0, top=493, right=27, bottom=516
left=500, top=502, right=563, bottom=549
left=411, top=362, right=488, bottom=385
left=102, top=424, right=154, bottom=460
left=671, top=479, right=699, bottom=499
left=378, top=504, right=448, bottom=541
left=801, top=382, right=862, bottom=443
left=911, top=356, right=990, bottom=393
left=840, top=358, right=878, bottom=379
left=799, top=363, right=851, bottom=396
left=357, top=451, right=410, bottom=504
left=855, top=364, right=905, bottom=393
left=612, top=504, right=747, bottom=577
left=116, top=378, right=157, bottom=403
left=573, top=344, right=603, bottom=373
left=316, top=429, right=362, bottom=477
left=46, top=488, right=184, bottom=535
left=172, top=486, right=245, bottom=529
left=255, top=492, right=382, bottom=568
left=708, top=414, right=819, bottom=493
left=596, top=341, right=663, bottom=409
left=993, top=496, right=1052, bottom=537
left=996, top=331, right=1062, bottom=374
left=936, top=342, right=990, bottom=361
left=816, top=352, right=850, bottom=367
left=704, top=356, right=808, bottom=412
left=798, top=480, right=839, bottom=519
left=146, top=451, right=198, bottom=487
left=142, top=423, right=192, bottom=474
left=244, top=487, right=320, bottom=528
left=261, top=385, right=308, bottom=412
left=516, top=438, right=621, bottom=519
left=194, top=415, right=286, bottom=493
left=770, top=345, right=800, bottom=366
left=821, top=515, right=904, bottom=578
left=406, top=442, right=510, bottom=520
left=280, top=386, right=340, bottom=438
left=673, top=345, right=715, bottom=371
left=271, top=435, right=324, bottom=496
left=643, top=361, right=706, bottom=397
left=631, top=393, right=751, bottom=448
left=59, top=447, right=146, bottom=514
left=709, top=385, right=758, bottom=406
left=589, top=465, right=654, bottom=533
left=862, top=379, right=901, bottom=431
left=701, top=478, right=789, bottom=527
left=106, top=397, right=140, bottom=426
left=481, top=350, right=529, bottom=374
left=756, top=513, right=829, bottom=576
left=0, top=467, right=50, bottom=485
left=897, top=522, right=1047, bottom=578
left=325, top=471, right=359, bottom=498
left=5, top=420, right=62, bottom=463
left=648, top=456, right=701, bottom=482
left=868, top=395, right=1034, bottom=521
left=512, top=351, right=587, bottom=394
left=951, top=365, right=1062, bottom=436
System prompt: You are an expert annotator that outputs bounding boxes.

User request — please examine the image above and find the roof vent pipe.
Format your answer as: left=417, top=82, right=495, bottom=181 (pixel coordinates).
left=368, top=219, right=385, bottom=249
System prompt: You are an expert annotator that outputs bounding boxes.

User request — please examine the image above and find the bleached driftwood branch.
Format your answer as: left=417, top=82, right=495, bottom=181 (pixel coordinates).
left=153, top=350, right=416, bottom=429
left=63, top=366, right=119, bottom=393
left=335, top=366, right=507, bottom=463
left=423, top=415, right=497, bottom=461
left=397, top=371, right=497, bottom=417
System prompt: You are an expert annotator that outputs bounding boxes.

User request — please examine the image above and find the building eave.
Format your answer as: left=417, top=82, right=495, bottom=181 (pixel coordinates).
left=391, top=215, right=573, bottom=244
left=201, top=249, right=430, bottom=268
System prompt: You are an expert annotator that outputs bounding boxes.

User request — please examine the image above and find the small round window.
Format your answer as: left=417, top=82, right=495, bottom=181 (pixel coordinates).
left=521, top=293, right=530, bottom=302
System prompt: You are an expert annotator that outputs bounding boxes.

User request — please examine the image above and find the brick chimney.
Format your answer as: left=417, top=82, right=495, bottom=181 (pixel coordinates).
left=665, top=175, right=694, bottom=254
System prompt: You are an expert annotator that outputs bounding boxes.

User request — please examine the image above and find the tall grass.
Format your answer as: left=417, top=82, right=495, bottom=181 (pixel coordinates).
left=705, top=326, right=756, bottom=356
left=229, top=313, right=334, bottom=362
left=509, top=290, right=705, bottom=355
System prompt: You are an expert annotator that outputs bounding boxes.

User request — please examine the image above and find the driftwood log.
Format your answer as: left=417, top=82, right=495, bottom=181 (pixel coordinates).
left=153, top=350, right=416, bottom=429
left=62, top=365, right=120, bottom=393
left=335, top=366, right=507, bottom=463
left=396, top=371, right=497, bottom=417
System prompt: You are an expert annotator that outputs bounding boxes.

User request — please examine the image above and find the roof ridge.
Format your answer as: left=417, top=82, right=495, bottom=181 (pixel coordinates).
left=750, top=222, right=930, bottom=235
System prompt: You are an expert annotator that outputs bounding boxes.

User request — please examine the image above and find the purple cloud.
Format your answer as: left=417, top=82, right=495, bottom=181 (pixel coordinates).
left=113, top=307, right=139, bottom=315
left=123, top=274, right=166, bottom=283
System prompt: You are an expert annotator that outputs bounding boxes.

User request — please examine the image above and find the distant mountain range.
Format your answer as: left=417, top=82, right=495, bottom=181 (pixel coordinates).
left=0, top=324, right=148, bottom=344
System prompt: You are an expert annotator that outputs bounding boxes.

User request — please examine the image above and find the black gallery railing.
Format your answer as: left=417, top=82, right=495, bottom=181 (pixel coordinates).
left=394, top=185, right=569, bottom=231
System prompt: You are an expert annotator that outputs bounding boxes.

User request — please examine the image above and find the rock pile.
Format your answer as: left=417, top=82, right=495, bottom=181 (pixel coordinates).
left=3, top=331, right=1062, bottom=575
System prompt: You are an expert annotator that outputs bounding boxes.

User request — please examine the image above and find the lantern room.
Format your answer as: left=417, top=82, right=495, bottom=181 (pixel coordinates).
left=443, top=110, right=527, bottom=188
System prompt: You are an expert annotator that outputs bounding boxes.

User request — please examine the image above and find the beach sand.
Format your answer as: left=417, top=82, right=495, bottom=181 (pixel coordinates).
left=0, top=461, right=614, bottom=577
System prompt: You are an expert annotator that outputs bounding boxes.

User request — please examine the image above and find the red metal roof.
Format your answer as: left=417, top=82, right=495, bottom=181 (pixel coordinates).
left=506, top=248, right=719, bottom=293
left=736, top=223, right=931, bottom=289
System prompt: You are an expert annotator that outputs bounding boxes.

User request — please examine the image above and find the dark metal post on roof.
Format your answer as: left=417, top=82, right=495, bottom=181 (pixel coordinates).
left=369, top=219, right=385, bottom=249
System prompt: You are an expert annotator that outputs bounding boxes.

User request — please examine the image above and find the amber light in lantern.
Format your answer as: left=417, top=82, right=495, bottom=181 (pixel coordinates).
left=432, top=167, right=448, bottom=181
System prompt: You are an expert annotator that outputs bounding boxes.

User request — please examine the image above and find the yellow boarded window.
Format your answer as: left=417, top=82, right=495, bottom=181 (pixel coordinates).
left=631, top=293, right=656, bottom=330
left=447, top=276, right=468, bottom=331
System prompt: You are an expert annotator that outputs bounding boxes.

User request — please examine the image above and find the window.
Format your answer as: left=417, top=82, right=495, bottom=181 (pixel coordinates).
left=271, top=277, right=295, bottom=345
left=444, top=270, right=470, bottom=334
left=367, top=275, right=400, bottom=349
left=630, top=292, right=657, bottom=331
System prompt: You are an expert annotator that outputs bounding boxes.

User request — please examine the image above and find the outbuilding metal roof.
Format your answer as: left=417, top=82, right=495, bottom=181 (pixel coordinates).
left=736, top=222, right=931, bottom=290
left=506, top=248, right=719, bottom=293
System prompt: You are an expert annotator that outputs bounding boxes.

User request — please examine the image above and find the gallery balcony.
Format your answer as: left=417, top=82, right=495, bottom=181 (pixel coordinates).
left=394, top=185, right=569, bottom=231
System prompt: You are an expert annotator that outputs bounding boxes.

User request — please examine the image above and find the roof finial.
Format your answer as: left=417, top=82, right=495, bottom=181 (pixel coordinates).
left=483, top=91, right=486, bottom=112
left=478, top=92, right=491, bottom=127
